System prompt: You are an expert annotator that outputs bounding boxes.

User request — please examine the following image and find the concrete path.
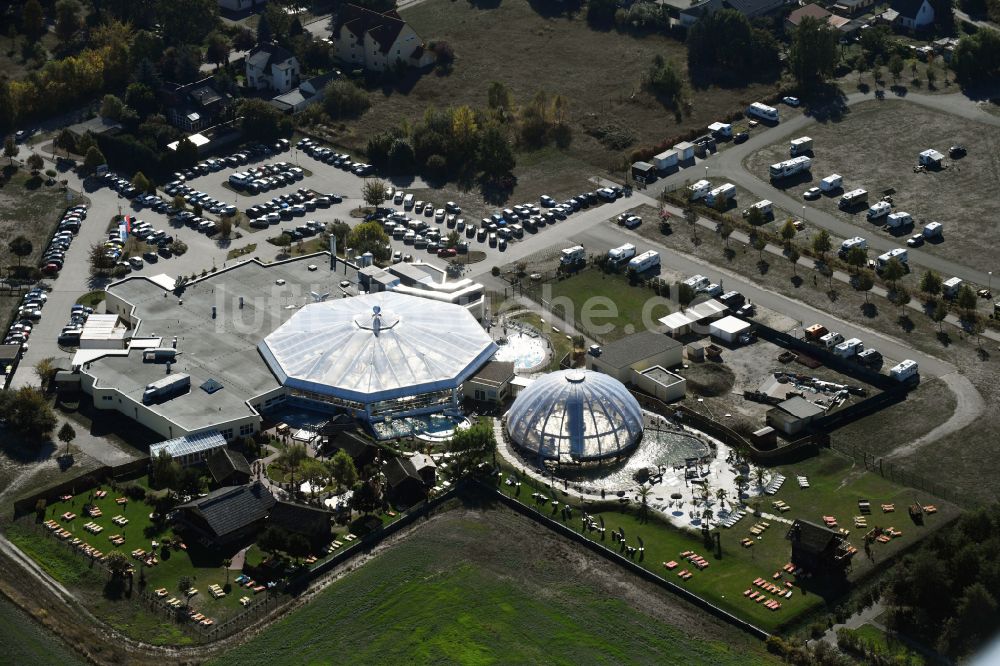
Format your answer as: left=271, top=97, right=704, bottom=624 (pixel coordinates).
left=815, top=601, right=885, bottom=647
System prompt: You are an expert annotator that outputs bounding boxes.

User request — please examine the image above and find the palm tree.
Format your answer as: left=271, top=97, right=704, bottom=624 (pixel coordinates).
left=222, top=557, right=232, bottom=585
left=637, top=485, right=652, bottom=522
left=716, top=488, right=728, bottom=510
left=754, top=466, right=767, bottom=490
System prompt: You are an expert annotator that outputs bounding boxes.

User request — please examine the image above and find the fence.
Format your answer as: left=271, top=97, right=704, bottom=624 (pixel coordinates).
left=12, top=456, right=150, bottom=518
left=829, top=441, right=968, bottom=506
left=483, top=483, right=770, bottom=641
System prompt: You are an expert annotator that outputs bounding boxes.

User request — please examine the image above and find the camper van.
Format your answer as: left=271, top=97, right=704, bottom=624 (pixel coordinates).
left=746, top=102, right=779, bottom=123
left=607, top=243, right=636, bottom=264
left=789, top=137, right=813, bottom=156
left=867, top=201, right=891, bottom=220
left=839, top=237, right=868, bottom=257
left=704, top=183, right=736, bottom=207
left=743, top=200, right=773, bottom=218
left=768, top=156, right=811, bottom=180
left=839, top=189, right=868, bottom=210
left=561, top=245, right=586, bottom=265
left=688, top=179, right=711, bottom=201
left=628, top=250, right=660, bottom=274
left=682, top=274, right=711, bottom=291
left=819, top=331, right=844, bottom=349
left=890, top=359, right=919, bottom=383
left=708, top=121, right=733, bottom=138
left=875, top=248, right=908, bottom=271
left=819, top=174, right=842, bottom=192
left=886, top=212, right=912, bottom=229
left=833, top=337, right=863, bottom=359
left=923, top=221, right=943, bottom=239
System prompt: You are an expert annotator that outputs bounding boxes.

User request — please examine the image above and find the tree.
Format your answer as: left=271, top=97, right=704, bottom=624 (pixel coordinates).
left=362, top=178, right=388, bottom=209
left=105, top=551, right=131, bottom=578
left=157, top=0, right=218, bottom=45
left=447, top=420, right=497, bottom=478
left=888, top=54, right=904, bottom=83
left=57, top=422, right=76, bottom=456
left=687, top=9, right=780, bottom=83
left=151, top=450, right=181, bottom=489
left=351, top=479, right=381, bottom=515
left=644, top=54, right=686, bottom=108
left=219, top=216, right=232, bottom=238
left=256, top=10, right=272, bottom=44
left=718, top=221, right=733, bottom=248
left=956, top=284, right=978, bottom=314
left=346, top=222, right=391, bottom=262
left=882, top=257, right=906, bottom=288
left=0, top=386, right=57, bottom=437
left=205, top=31, right=231, bottom=69
left=846, top=246, right=867, bottom=274
left=173, top=137, right=199, bottom=169
left=222, top=558, right=232, bottom=585
left=745, top=206, right=765, bottom=227
left=788, top=16, right=839, bottom=90
left=787, top=247, right=800, bottom=276
left=477, top=124, right=515, bottom=181
left=26, top=153, right=43, bottom=174
left=812, top=229, right=831, bottom=260
left=780, top=219, right=797, bottom=247
left=856, top=270, right=875, bottom=303
left=89, top=242, right=116, bottom=276
left=23, top=0, right=45, bottom=41
left=323, top=81, right=370, bottom=120
left=8, top=236, right=32, bottom=267
left=233, top=27, right=255, bottom=52
left=131, top=171, right=152, bottom=194
left=54, top=129, right=76, bottom=157
left=920, top=270, right=942, bottom=299
left=35, top=357, right=58, bottom=388
left=752, top=236, right=767, bottom=261
left=3, top=136, right=17, bottom=166
left=327, top=450, right=358, bottom=493
left=125, top=83, right=157, bottom=119
left=55, top=0, right=83, bottom=44
left=238, top=99, right=291, bottom=142
left=486, top=81, right=514, bottom=120
left=446, top=230, right=460, bottom=248
left=100, top=95, right=126, bottom=121
left=587, top=0, right=617, bottom=27
left=931, top=298, right=948, bottom=331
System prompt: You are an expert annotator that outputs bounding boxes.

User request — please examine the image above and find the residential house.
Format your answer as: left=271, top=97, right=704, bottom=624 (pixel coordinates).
left=785, top=3, right=831, bottom=30
left=206, top=447, right=253, bottom=486
left=271, top=71, right=341, bottom=114
left=175, top=482, right=276, bottom=547
left=889, top=0, right=935, bottom=28
left=160, top=77, right=232, bottom=132
left=331, top=4, right=435, bottom=72
left=831, top=0, right=879, bottom=17
left=786, top=519, right=857, bottom=574
left=246, top=42, right=300, bottom=94
left=384, top=453, right=436, bottom=505
left=680, top=0, right=790, bottom=27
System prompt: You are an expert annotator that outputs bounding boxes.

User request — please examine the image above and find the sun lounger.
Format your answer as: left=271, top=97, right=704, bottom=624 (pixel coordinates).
left=877, top=535, right=891, bottom=543
left=200, top=619, right=214, bottom=626
left=881, top=504, right=895, bottom=513
left=663, top=561, right=678, bottom=570
left=115, top=498, right=127, bottom=505
left=923, top=505, right=938, bottom=514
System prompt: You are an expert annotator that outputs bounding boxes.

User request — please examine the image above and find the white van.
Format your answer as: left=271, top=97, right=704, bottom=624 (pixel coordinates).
left=819, top=174, right=842, bottom=192
left=403, top=194, right=414, bottom=210
left=867, top=201, right=891, bottom=220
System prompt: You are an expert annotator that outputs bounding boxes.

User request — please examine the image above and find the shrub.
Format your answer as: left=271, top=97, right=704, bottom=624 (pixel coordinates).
left=323, top=80, right=370, bottom=119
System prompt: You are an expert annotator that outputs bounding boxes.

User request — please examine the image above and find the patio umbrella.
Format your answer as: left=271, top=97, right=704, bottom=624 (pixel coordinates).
left=671, top=493, right=683, bottom=499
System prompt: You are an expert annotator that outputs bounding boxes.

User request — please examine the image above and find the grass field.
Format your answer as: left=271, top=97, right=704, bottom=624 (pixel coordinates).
left=211, top=508, right=779, bottom=666
left=0, top=594, right=87, bottom=666
left=848, top=623, right=928, bottom=664
left=540, top=269, right=672, bottom=342
left=501, top=446, right=956, bottom=632
left=743, top=100, right=1000, bottom=274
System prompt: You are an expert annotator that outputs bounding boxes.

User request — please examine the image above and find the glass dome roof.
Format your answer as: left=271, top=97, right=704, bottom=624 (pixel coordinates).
left=506, top=370, right=644, bottom=462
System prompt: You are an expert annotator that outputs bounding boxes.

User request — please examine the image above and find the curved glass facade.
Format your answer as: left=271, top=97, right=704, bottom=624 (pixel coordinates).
left=506, top=370, right=644, bottom=462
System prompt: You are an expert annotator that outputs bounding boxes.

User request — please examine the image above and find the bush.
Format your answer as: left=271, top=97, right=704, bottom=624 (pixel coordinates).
left=123, top=484, right=146, bottom=500
left=323, top=80, right=370, bottom=119
left=169, top=240, right=188, bottom=255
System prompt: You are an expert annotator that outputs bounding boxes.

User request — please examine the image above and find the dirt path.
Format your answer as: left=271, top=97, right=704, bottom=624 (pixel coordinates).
left=883, top=372, right=985, bottom=461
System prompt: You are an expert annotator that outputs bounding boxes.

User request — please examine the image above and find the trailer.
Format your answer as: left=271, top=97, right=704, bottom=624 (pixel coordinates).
left=918, top=149, right=944, bottom=169
left=673, top=142, right=696, bottom=162
left=688, top=179, right=711, bottom=201
left=867, top=201, right=891, bottom=220
left=705, top=183, right=736, bottom=207
left=682, top=274, right=710, bottom=291
left=743, top=199, right=773, bottom=218
left=943, top=276, right=963, bottom=298
left=839, top=236, right=868, bottom=256
left=839, top=188, right=868, bottom=210
left=608, top=243, right=636, bottom=264
left=890, top=359, right=919, bottom=383
left=886, top=211, right=913, bottom=229
left=789, top=136, right=813, bottom=156
left=833, top=337, right=863, bottom=358
left=819, top=174, right=843, bottom=192
left=804, top=324, right=828, bottom=341
left=768, top=156, right=812, bottom=180
left=142, top=373, right=190, bottom=404
left=746, top=102, right=779, bottom=122
left=560, top=245, right=586, bottom=265
left=631, top=161, right=656, bottom=182
left=653, top=150, right=679, bottom=170
left=876, top=248, right=908, bottom=271
left=628, top=250, right=660, bottom=273
left=923, top=221, right=943, bottom=238
left=708, top=122, right=733, bottom=139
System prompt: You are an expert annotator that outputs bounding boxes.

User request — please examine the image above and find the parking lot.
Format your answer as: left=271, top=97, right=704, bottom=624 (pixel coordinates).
left=743, top=100, right=1000, bottom=274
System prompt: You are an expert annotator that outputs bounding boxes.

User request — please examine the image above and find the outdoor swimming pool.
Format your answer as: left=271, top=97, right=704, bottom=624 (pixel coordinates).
left=493, top=332, right=547, bottom=372
left=372, top=414, right=471, bottom=441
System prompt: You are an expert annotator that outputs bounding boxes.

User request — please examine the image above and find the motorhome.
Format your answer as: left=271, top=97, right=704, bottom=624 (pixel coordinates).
left=923, top=221, right=943, bottom=239
left=839, top=237, right=868, bottom=256
left=875, top=248, right=908, bottom=271
left=789, top=137, right=813, bottom=156
left=743, top=199, right=773, bottom=218
left=820, top=331, right=844, bottom=349
left=890, top=359, right=919, bottom=383
left=833, top=337, right=863, bottom=359
left=627, top=250, right=660, bottom=273
left=561, top=245, right=586, bottom=265
left=839, top=189, right=868, bottom=210
left=688, top=179, right=711, bottom=201
left=768, top=156, right=811, bottom=180
left=867, top=201, right=891, bottom=220
left=819, top=174, right=842, bottom=192
left=682, top=275, right=711, bottom=291
left=886, top=212, right=912, bottom=229
left=608, top=244, right=637, bottom=264
left=746, top=102, right=779, bottom=122
left=704, top=183, right=736, bottom=207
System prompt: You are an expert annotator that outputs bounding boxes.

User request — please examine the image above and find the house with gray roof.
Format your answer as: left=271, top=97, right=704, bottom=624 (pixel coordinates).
left=176, top=482, right=275, bottom=546
left=246, top=42, right=300, bottom=93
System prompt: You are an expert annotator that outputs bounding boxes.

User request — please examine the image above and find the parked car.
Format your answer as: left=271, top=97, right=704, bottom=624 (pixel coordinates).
left=733, top=132, right=749, bottom=144
left=803, top=187, right=821, bottom=200
left=782, top=96, right=801, bottom=107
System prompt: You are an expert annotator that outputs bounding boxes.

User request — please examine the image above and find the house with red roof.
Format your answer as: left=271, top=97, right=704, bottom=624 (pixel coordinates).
left=331, top=4, right=435, bottom=72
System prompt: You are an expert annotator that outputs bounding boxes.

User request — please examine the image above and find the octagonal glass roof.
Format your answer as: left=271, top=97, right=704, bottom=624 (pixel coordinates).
left=506, top=369, right=644, bottom=461
left=259, top=292, right=497, bottom=403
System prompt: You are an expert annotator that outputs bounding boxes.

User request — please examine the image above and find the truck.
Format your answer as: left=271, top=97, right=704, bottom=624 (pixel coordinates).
left=746, top=102, right=779, bottom=123
left=833, top=337, right=863, bottom=358
left=607, top=243, right=636, bottom=264
left=628, top=250, right=660, bottom=274
left=560, top=245, right=586, bottom=265
left=923, top=221, right=943, bottom=239
left=867, top=201, right=891, bottom=220
left=819, top=174, right=843, bottom=192
left=942, top=276, right=963, bottom=298
left=704, top=183, right=736, bottom=207
left=688, top=179, right=711, bottom=201
left=743, top=199, right=773, bottom=218
left=789, top=136, right=813, bottom=156
left=875, top=248, right=908, bottom=271
left=142, top=348, right=181, bottom=363
left=718, top=291, right=746, bottom=309
left=142, top=373, right=190, bottom=404
left=768, top=156, right=812, bottom=180
left=839, top=237, right=868, bottom=257
left=886, top=211, right=913, bottom=229
left=839, top=188, right=868, bottom=210
left=889, top=359, right=919, bottom=383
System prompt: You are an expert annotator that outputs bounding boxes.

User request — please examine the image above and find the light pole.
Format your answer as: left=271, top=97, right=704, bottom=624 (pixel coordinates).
left=704, top=165, right=709, bottom=180
left=989, top=271, right=993, bottom=292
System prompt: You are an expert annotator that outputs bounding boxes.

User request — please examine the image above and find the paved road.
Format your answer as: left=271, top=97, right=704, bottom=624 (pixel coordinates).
left=645, top=89, right=1000, bottom=289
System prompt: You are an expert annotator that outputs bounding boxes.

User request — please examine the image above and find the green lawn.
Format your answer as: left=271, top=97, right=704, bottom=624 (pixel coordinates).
left=210, top=510, right=779, bottom=666
left=847, top=624, right=928, bottom=664
left=542, top=270, right=671, bottom=342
